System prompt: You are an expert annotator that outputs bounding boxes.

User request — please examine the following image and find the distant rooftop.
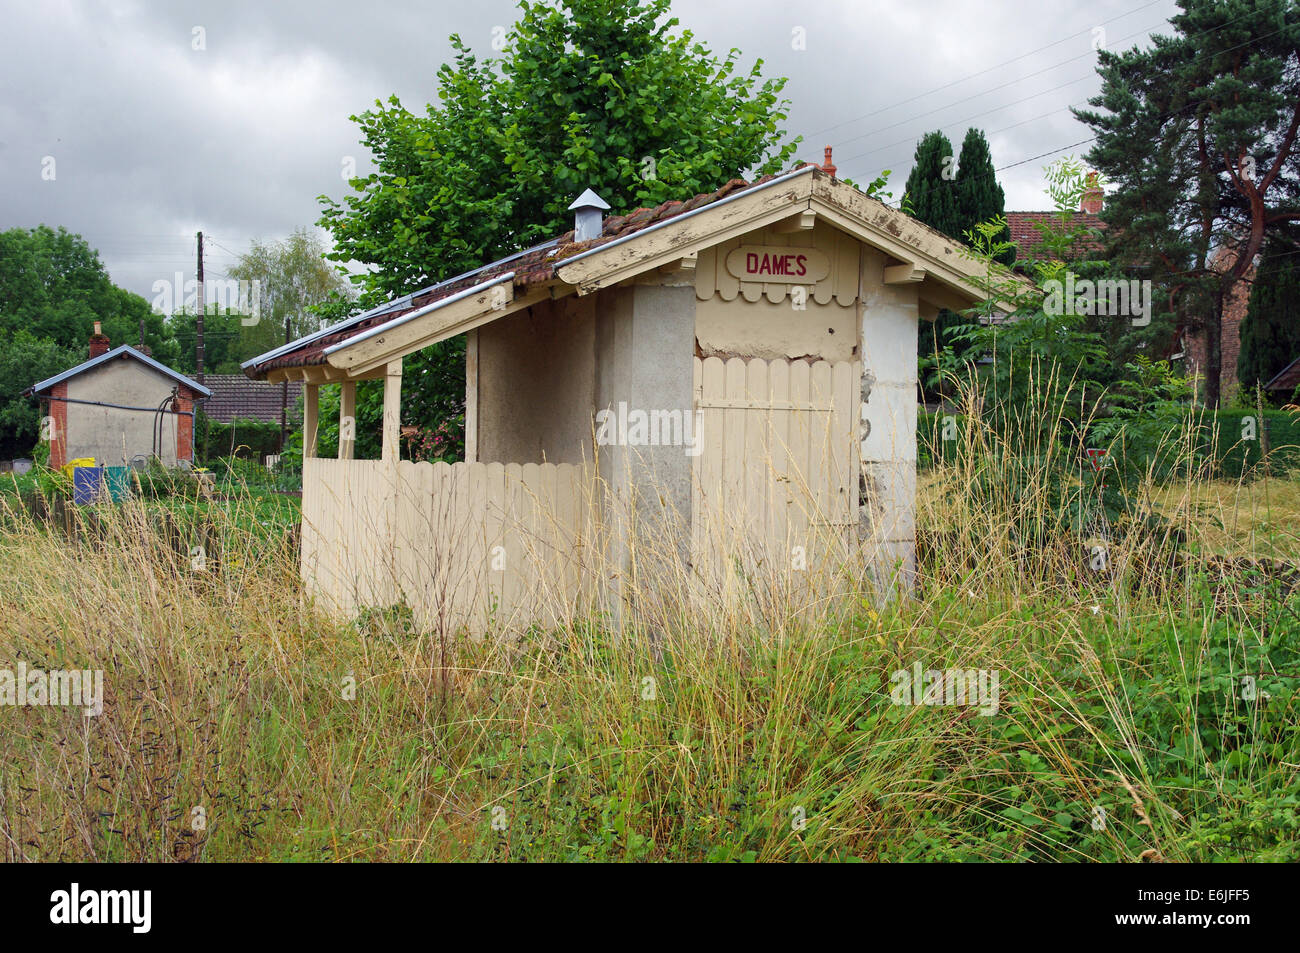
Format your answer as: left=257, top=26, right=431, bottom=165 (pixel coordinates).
left=203, top=374, right=302, bottom=424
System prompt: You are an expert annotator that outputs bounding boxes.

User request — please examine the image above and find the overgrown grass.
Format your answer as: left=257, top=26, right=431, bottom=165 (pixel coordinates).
left=1, top=414, right=1297, bottom=861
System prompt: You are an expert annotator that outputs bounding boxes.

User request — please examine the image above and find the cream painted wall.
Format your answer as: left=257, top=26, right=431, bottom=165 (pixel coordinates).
left=64, top=357, right=183, bottom=466
left=476, top=294, right=597, bottom=464
left=692, top=219, right=862, bottom=363
left=694, top=296, right=858, bottom=362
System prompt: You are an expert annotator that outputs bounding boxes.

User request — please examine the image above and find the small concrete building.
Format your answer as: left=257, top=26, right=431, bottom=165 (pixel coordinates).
left=246, top=161, right=1020, bottom=632
left=30, top=323, right=210, bottom=469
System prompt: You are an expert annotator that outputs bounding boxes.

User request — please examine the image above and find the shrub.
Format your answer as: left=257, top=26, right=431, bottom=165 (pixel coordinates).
left=196, top=411, right=283, bottom=465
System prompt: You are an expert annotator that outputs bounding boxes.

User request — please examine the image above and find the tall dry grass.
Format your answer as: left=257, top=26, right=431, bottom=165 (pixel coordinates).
left=0, top=390, right=1296, bottom=861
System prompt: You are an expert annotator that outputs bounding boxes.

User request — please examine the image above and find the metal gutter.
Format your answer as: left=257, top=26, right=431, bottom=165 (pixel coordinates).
left=241, top=238, right=561, bottom=371
left=322, top=272, right=516, bottom=355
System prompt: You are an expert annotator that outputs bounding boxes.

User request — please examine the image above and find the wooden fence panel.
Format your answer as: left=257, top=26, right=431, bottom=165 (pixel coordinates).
left=691, top=356, right=859, bottom=596
left=301, top=457, right=593, bottom=634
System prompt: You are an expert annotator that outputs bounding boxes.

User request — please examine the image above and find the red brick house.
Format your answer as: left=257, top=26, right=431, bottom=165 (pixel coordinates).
left=27, top=322, right=210, bottom=469
left=1005, top=174, right=1107, bottom=266
left=1170, top=243, right=1257, bottom=404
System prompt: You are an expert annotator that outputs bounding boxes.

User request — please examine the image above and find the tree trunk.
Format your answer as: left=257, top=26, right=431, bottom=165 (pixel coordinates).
left=1204, top=293, right=1224, bottom=409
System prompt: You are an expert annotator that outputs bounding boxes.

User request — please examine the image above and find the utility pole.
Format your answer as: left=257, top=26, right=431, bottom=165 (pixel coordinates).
left=196, top=230, right=205, bottom=384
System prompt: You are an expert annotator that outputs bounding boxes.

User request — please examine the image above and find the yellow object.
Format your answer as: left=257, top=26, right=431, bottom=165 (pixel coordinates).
left=61, top=457, right=95, bottom=478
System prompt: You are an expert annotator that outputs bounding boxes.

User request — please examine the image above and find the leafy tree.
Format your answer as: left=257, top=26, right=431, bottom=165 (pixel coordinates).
left=0, top=225, right=175, bottom=358
left=229, top=228, right=351, bottom=343
left=316, top=0, right=799, bottom=454
left=0, top=332, right=84, bottom=459
left=912, top=128, right=1014, bottom=397
left=950, top=162, right=1109, bottom=418
left=1238, top=227, right=1300, bottom=393
left=322, top=0, right=798, bottom=303
left=1076, top=0, right=1300, bottom=407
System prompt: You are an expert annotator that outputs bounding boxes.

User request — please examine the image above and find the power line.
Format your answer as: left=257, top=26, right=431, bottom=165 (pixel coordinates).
left=828, top=11, right=1181, bottom=163
left=804, top=0, right=1170, bottom=140
left=832, top=74, right=1097, bottom=172
left=856, top=21, right=1293, bottom=211
left=834, top=7, right=1289, bottom=187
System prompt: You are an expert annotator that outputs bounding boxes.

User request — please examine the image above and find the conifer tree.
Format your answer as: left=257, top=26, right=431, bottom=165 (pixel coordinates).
left=1239, top=231, right=1300, bottom=392
left=955, top=127, right=1012, bottom=265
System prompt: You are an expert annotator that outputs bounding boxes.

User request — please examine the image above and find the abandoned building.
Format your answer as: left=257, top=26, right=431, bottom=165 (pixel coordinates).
left=244, top=160, right=1020, bottom=632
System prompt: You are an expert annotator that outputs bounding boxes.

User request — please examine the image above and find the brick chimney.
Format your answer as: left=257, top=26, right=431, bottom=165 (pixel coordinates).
left=1080, top=172, right=1104, bottom=215
left=89, top=321, right=110, bottom=358
left=822, top=145, right=837, bottom=178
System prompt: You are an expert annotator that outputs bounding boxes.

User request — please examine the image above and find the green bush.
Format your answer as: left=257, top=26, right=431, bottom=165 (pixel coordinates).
left=196, top=411, right=283, bottom=466
left=1207, top=408, right=1300, bottom=478
left=920, top=407, right=1300, bottom=479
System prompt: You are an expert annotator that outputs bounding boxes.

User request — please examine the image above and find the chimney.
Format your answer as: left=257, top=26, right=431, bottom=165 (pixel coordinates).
left=822, top=145, right=837, bottom=178
left=568, top=188, right=611, bottom=242
left=89, top=321, right=110, bottom=358
left=1080, top=172, right=1104, bottom=215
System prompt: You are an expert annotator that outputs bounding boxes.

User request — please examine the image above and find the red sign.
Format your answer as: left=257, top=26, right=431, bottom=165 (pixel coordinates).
left=725, top=245, right=830, bottom=284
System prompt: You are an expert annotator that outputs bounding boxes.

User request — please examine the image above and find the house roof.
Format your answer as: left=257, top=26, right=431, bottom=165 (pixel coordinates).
left=1265, top=356, right=1300, bottom=392
left=244, top=171, right=802, bottom=377
left=245, top=164, right=1031, bottom=381
left=1005, top=211, right=1106, bottom=261
left=203, top=374, right=302, bottom=423
left=28, top=345, right=212, bottom=398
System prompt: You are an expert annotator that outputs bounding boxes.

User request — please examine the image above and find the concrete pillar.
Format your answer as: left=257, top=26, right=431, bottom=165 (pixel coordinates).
left=338, top=380, right=356, bottom=460
left=303, top=383, right=319, bottom=459
left=382, top=360, right=402, bottom=463
left=858, top=253, right=919, bottom=593
left=594, top=282, right=697, bottom=615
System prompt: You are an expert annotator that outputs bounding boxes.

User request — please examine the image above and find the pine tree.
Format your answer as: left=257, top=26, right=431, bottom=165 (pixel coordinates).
left=1239, top=231, right=1300, bottom=391
left=955, top=128, right=1012, bottom=265
left=902, top=132, right=961, bottom=240
left=908, top=128, right=1015, bottom=397
left=1076, top=0, right=1300, bottom=407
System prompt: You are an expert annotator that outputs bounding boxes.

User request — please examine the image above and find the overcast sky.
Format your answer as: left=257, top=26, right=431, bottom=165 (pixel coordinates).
left=0, top=0, right=1183, bottom=308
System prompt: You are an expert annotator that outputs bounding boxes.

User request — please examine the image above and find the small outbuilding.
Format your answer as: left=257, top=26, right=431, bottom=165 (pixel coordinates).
left=245, top=160, right=1020, bottom=632
left=29, top=323, right=211, bottom=469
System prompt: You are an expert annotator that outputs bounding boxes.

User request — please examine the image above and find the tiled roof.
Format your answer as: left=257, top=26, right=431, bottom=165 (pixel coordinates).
left=203, top=374, right=302, bottom=423
left=1006, top=211, right=1106, bottom=261
left=246, top=170, right=804, bottom=375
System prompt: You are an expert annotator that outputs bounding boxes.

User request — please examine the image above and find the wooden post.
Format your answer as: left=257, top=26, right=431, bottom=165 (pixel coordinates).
left=339, top=379, right=356, bottom=460
left=382, top=360, right=402, bottom=463
left=382, top=359, right=403, bottom=603
left=303, top=383, right=319, bottom=459
left=465, top=329, right=479, bottom=463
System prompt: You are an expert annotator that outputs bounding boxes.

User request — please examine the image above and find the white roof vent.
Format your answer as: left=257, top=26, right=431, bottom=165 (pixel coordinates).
left=568, top=188, right=610, bottom=242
